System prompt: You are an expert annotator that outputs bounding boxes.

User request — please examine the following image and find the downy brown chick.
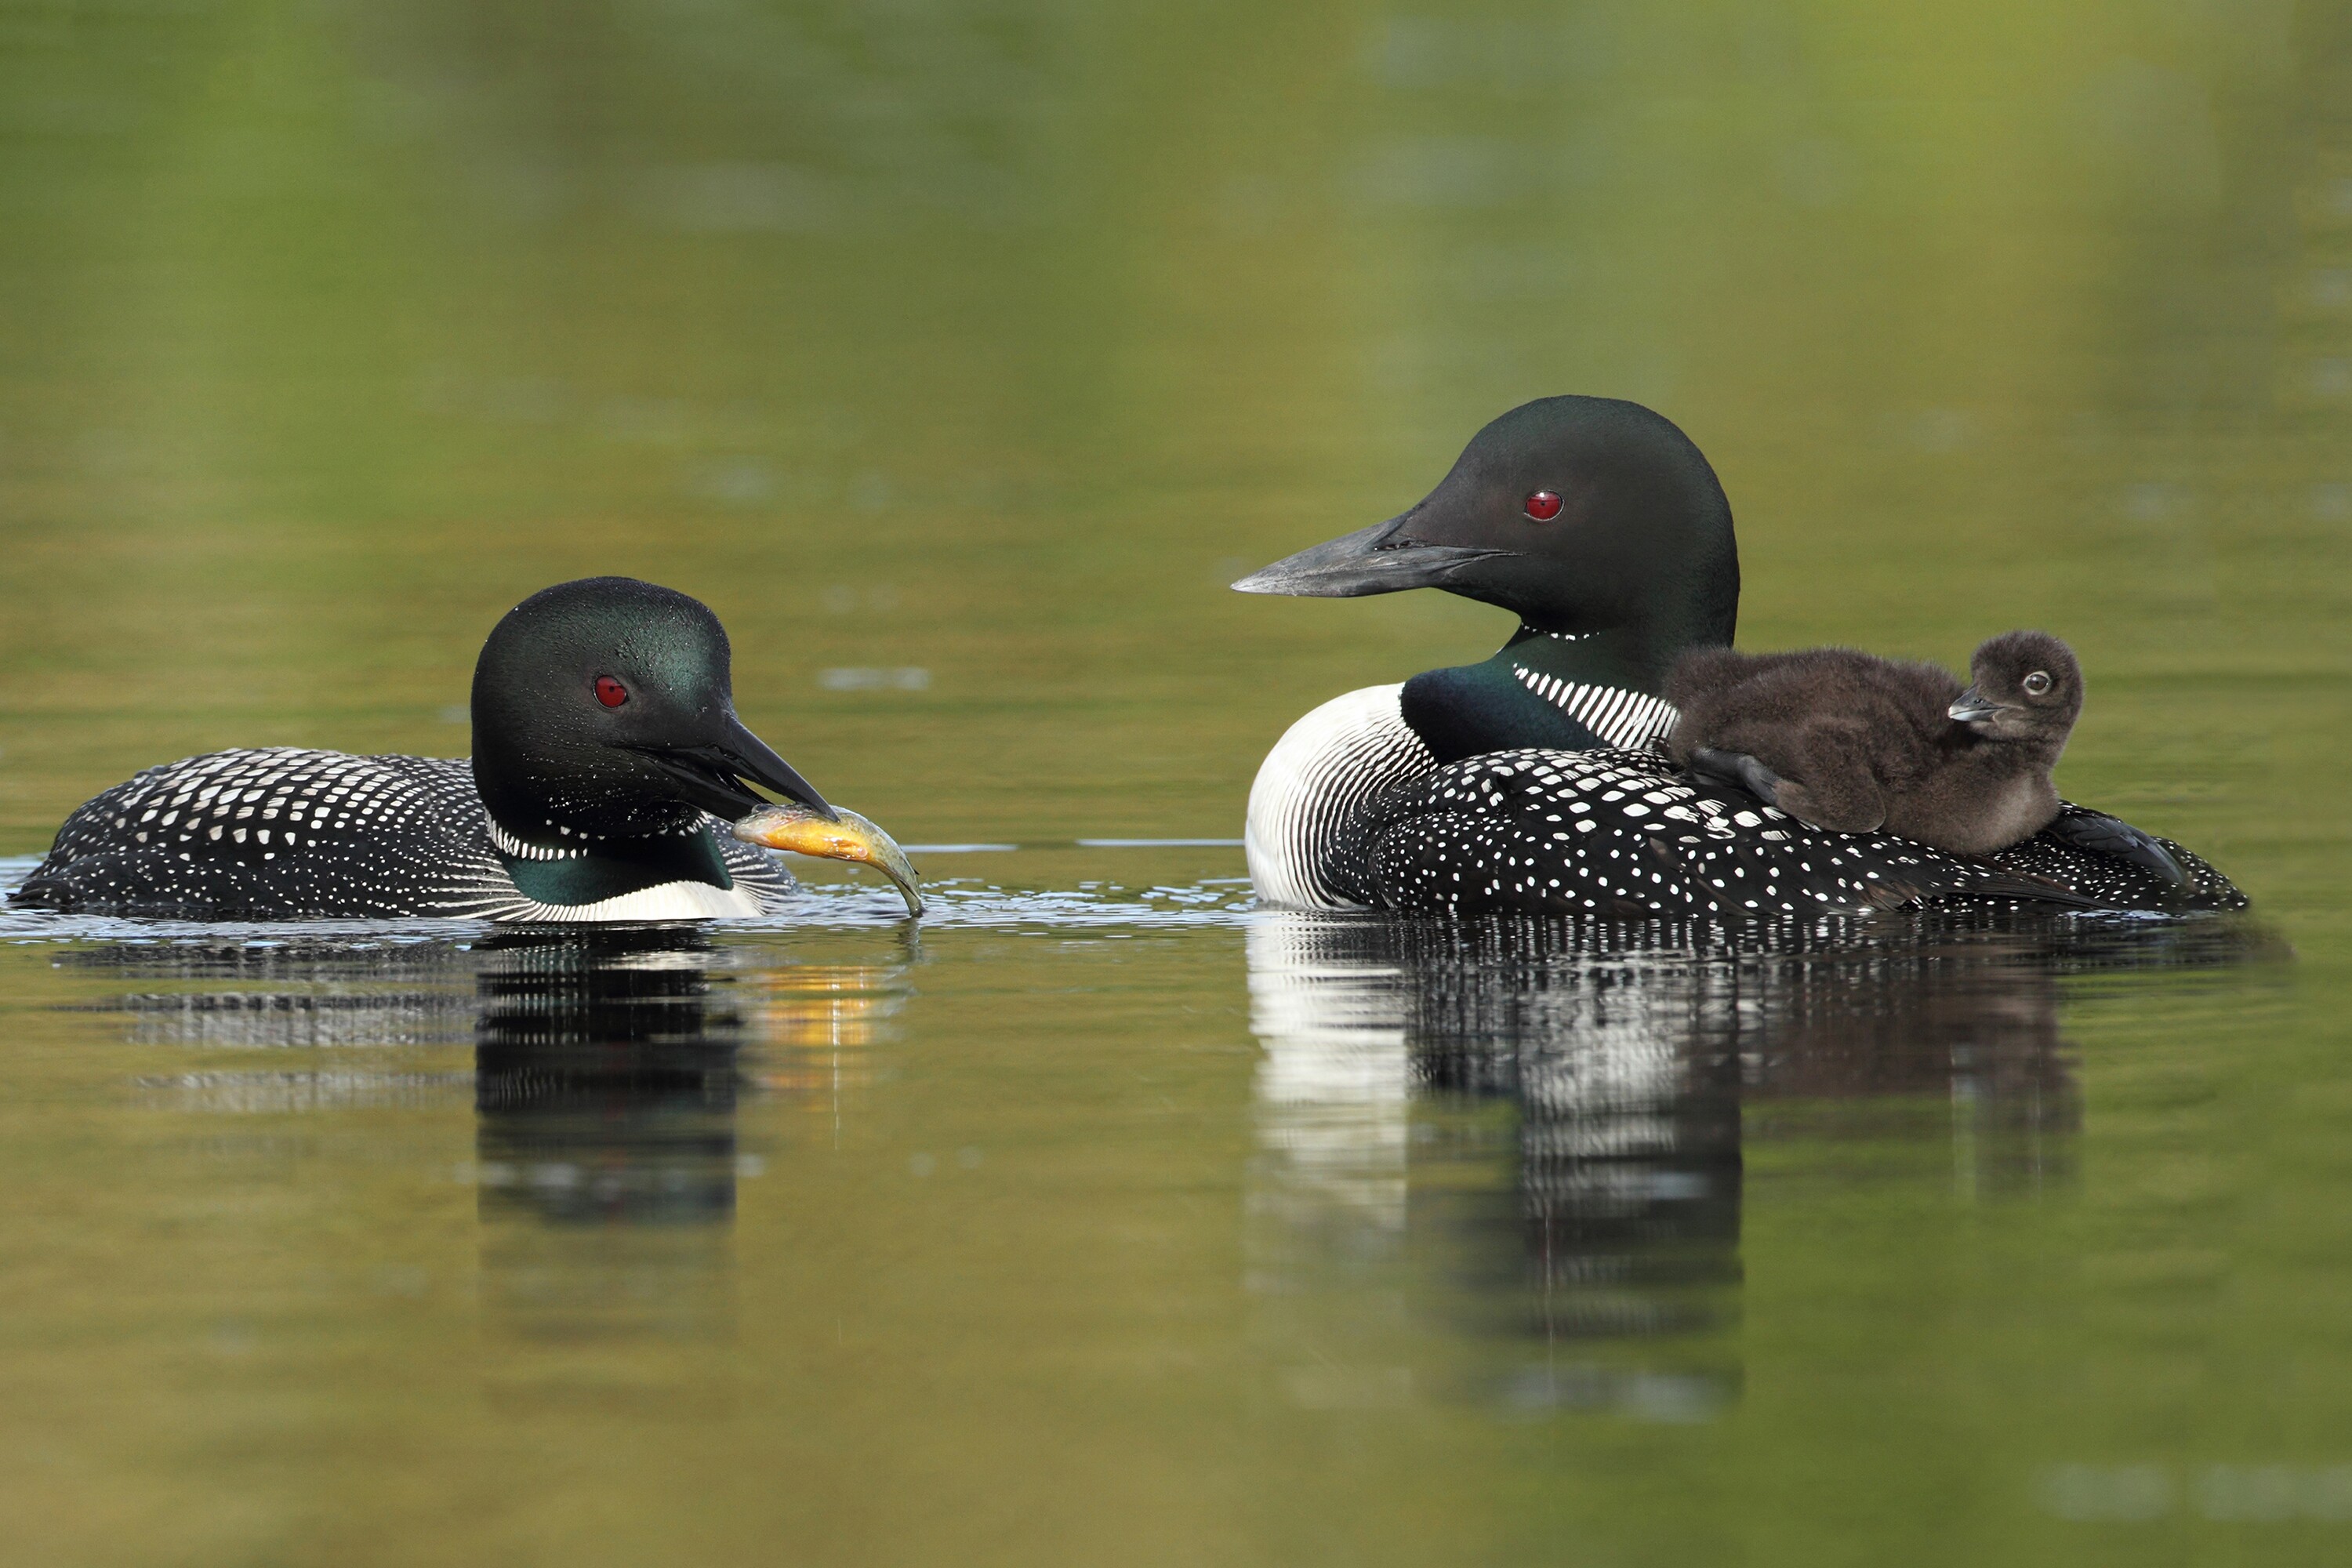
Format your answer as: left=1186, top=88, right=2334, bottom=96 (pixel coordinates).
left=1663, top=631, right=2082, bottom=855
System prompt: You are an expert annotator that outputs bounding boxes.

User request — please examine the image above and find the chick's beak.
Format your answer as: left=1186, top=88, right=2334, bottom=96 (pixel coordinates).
left=1947, top=688, right=2004, bottom=724
left=733, top=802, right=924, bottom=917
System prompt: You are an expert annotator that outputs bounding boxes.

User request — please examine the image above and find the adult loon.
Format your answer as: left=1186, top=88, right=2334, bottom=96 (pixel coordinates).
left=10, top=578, right=919, bottom=921
left=1233, top=396, right=2243, bottom=917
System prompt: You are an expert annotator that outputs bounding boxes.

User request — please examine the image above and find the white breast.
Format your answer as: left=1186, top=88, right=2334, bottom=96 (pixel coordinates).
left=1245, top=684, right=1439, bottom=910
left=492, top=878, right=772, bottom=923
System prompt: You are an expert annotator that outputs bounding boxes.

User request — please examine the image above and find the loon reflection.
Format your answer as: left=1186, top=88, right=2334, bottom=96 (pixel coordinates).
left=473, top=928, right=745, bottom=1230
left=470, top=928, right=771, bottom=1345
left=60, top=926, right=911, bottom=1347
left=472, top=926, right=910, bottom=1342
left=62, top=937, right=478, bottom=1112
left=1244, top=910, right=2261, bottom=1418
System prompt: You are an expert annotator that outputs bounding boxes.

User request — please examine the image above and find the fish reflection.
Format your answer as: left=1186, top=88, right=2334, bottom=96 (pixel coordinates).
left=1245, top=911, right=2264, bottom=1420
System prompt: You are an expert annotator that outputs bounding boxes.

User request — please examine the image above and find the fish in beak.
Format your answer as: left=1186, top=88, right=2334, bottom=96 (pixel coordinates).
left=733, top=802, right=924, bottom=916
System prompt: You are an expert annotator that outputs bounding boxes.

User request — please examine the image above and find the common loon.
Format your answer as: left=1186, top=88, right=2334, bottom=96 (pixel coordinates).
left=1233, top=396, right=2243, bottom=916
left=10, top=578, right=920, bottom=921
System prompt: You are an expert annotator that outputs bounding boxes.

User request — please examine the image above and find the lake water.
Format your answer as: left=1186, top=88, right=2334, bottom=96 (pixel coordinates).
left=2, top=2, right=2347, bottom=1563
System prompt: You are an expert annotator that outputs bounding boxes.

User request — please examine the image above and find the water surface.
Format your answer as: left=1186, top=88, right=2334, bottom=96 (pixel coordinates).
left=2, top=1, right=2348, bottom=1563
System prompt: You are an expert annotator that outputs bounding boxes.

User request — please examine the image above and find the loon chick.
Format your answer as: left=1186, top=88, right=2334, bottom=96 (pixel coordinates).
left=10, top=578, right=918, bottom=921
left=1233, top=396, right=2239, bottom=916
left=1667, top=630, right=2090, bottom=855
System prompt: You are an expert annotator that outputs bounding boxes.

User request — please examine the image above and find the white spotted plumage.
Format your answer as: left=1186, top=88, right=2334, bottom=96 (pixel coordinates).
left=16, top=747, right=795, bottom=922
left=1330, top=747, right=2014, bottom=917
left=1254, top=713, right=2234, bottom=917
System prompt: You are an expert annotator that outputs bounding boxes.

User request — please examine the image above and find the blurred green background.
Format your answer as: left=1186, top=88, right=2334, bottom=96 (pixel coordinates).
left=4, top=0, right=2345, bottom=912
left=4, top=5, right=2352, bottom=1566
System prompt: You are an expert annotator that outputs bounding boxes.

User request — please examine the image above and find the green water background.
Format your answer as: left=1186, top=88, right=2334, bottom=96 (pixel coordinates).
left=2, top=2, right=2349, bottom=1563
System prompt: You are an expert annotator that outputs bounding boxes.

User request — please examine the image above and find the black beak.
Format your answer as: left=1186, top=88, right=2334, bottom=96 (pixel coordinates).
left=1231, top=514, right=1515, bottom=598
left=637, top=710, right=837, bottom=823
left=1947, top=688, right=2003, bottom=724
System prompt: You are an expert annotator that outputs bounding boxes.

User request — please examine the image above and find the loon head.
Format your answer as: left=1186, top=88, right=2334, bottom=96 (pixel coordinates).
left=1233, top=396, right=1739, bottom=676
left=1950, top=630, right=2083, bottom=746
left=470, top=577, right=837, bottom=849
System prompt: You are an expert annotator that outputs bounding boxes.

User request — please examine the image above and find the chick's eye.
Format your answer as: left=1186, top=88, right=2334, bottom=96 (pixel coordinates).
left=2023, top=672, right=2051, bottom=695
left=593, top=676, right=630, bottom=708
left=1523, top=491, right=1563, bottom=521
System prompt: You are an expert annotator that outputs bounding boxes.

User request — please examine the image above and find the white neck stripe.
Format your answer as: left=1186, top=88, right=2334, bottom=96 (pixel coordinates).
left=485, top=818, right=588, bottom=861
left=1511, top=666, right=1680, bottom=750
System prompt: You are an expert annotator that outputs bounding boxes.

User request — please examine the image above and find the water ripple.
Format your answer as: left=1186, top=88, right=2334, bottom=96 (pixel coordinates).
left=0, top=855, right=1256, bottom=942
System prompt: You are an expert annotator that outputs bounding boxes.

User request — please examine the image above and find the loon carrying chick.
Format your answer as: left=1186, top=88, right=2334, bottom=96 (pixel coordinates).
left=1234, top=396, right=2241, bottom=917
left=10, top=578, right=921, bottom=921
left=1668, top=630, right=2140, bottom=864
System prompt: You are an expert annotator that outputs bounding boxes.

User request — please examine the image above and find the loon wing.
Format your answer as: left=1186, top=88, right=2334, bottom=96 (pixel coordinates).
left=13, top=749, right=506, bottom=920
left=1325, top=748, right=2240, bottom=918
left=11, top=747, right=800, bottom=922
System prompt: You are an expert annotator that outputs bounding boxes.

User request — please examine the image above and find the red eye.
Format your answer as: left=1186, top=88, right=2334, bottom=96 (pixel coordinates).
left=593, top=676, right=630, bottom=708
left=1524, top=491, right=1563, bottom=521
